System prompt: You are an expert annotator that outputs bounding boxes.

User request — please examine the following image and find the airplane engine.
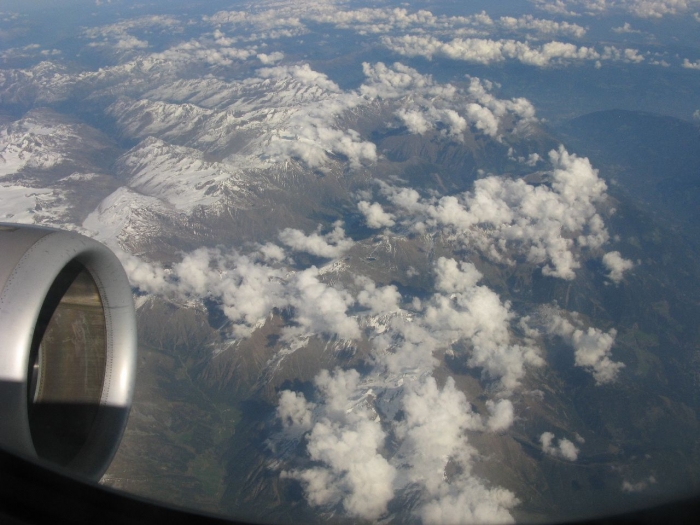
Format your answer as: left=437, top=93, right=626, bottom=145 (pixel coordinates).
left=0, top=224, right=136, bottom=481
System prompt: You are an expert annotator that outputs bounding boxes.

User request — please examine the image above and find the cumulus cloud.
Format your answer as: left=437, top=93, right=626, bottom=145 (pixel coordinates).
left=258, top=242, right=287, bottom=262
left=422, top=283, right=543, bottom=391
left=624, top=0, right=700, bottom=18
left=361, top=62, right=538, bottom=140
left=287, top=268, right=361, bottom=340
left=498, top=14, right=587, bottom=37
left=682, top=58, right=700, bottom=70
left=266, top=244, right=543, bottom=521
left=113, top=250, right=169, bottom=294
left=257, top=231, right=554, bottom=525
left=170, top=248, right=287, bottom=335
left=149, top=39, right=256, bottom=67
left=282, top=368, right=396, bottom=520
left=548, top=313, right=625, bottom=384
left=396, top=377, right=484, bottom=492
left=434, top=257, right=484, bottom=293
left=540, top=432, right=579, bottom=461
left=531, top=0, right=700, bottom=18
left=622, top=475, right=656, bottom=492
left=393, top=377, right=519, bottom=523
left=300, top=3, right=586, bottom=41
left=486, top=399, right=515, bottom=432
left=257, top=51, right=284, bottom=64
left=383, top=34, right=643, bottom=67
left=204, top=8, right=309, bottom=42
left=366, top=257, right=543, bottom=391
left=83, top=14, right=181, bottom=55
left=279, top=221, right=354, bottom=258
left=530, top=0, right=581, bottom=16
left=612, top=22, right=642, bottom=33
left=356, top=277, right=402, bottom=314
left=119, top=243, right=360, bottom=340
left=1, top=44, right=62, bottom=62
left=420, top=483, right=518, bottom=524
left=281, top=371, right=519, bottom=524
left=277, top=390, right=315, bottom=430
left=602, top=251, right=634, bottom=282
left=358, top=200, right=396, bottom=228
left=114, top=36, right=149, bottom=50
left=378, top=146, right=610, bottom=280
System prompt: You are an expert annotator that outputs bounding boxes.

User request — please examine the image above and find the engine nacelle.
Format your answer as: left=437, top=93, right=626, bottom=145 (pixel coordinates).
left=0, top=224, right=136, bottom=480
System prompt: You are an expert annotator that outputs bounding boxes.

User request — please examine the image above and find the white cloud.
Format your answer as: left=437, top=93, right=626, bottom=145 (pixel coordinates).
left=530, top=0, right=582, bottom=16
left=258, top=242, right=287, bottom=262
left=622, top=475, right=656, bottom=492
left=305, top=4, right=586, bottom=41
left=171, top=248, right=287, bottom=336
left=694, top=109, right=700, bottom=120
left=282, top=368, right=396, bottom=520
left=278, top=390, right=315, bottom=430
left=149, top=40, right=256, bottom=67
left=396, top=108, right=432, bottom=134
left=465, top=103, right=499, bottom=137
left=531, top=0, right=700, bottom=18
left=287, top=267, right=361, bottom=340
left=356, top=277, right=402, bottom=315
left=612, top=22, right=642, bottom=33
left=395, top=377, right=484, bottom=494
left=422, top=283, right=542, bottom=391
left=360, top=61, right=454, bottom=100
left=625, top=0, right=699, bottom=18
left=548, top=313, right=625, bottom=384
left=279, top=221, right=354, bottom=258
left=114, top=36, right=149, bottom=50
left=361, top=63, right=538, bottom=140
left=358, top=200, right=395, bottom=228
left=379, top=146, right=610, bottom=280
left=540, top=432, right=579, bottom=461
left=116, top=242, right=361, bottom=341
left=83, top=14, right=181, bottom=55
left=265, top=254, right=543, bottom=522
left=434, top=257, right=483, bottom=293
left=280, top=369, right=517, bottom=523
left=366, top=257, right=544, bottom=392
left=486, top=399, right=515, bottom=432
left=682, top=58, right=700, bottom=70
left=498, top=14, right=587, bottom=37
left=420, top=480, right=519, bottom=524
left=602, top=251, right=634, bottom=282
left=257, top=51, right=284, bottom=64
left=204, top=8, right=309, bottom=42
left=391, top=377, right=518, bottom=523
left=383, top=34, right=643, bottom=67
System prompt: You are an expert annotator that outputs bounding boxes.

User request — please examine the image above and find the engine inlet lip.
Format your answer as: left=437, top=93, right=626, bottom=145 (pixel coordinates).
left=0, top=226, right=137, bottom=480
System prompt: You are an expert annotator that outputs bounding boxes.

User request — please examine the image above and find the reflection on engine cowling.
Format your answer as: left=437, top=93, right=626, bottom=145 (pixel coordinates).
left=28, top=261, right=107, bottom=467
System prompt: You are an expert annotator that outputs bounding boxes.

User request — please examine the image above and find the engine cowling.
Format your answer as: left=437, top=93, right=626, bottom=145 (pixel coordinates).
left=0, top=224, right=136, bottom=480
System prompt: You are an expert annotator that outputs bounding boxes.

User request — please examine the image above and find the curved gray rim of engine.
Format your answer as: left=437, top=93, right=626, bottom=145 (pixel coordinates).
left=0, top=227, right=137, bottom=480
